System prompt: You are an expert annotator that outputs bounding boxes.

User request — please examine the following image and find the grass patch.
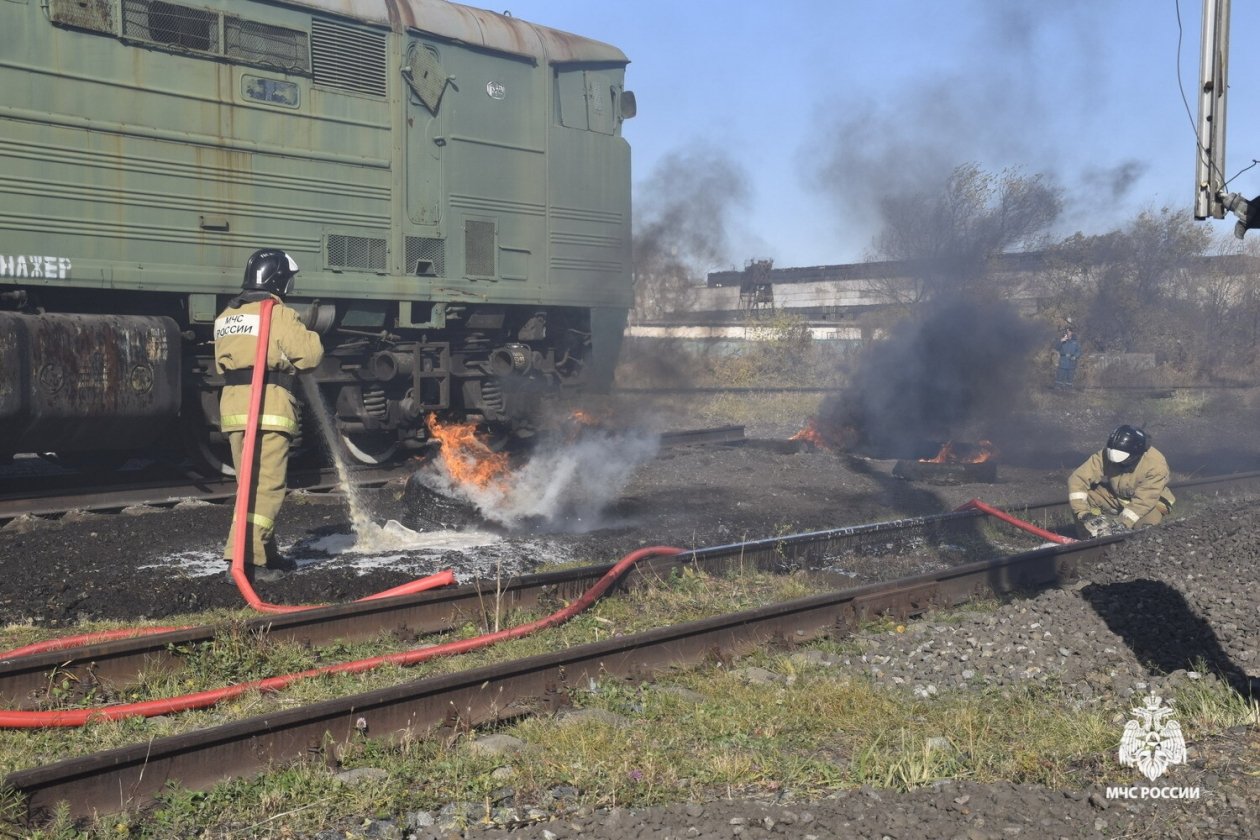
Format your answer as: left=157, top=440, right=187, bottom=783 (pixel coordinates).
left=1171, top=662, right=1260, bottom=731
left=2, top=570, right=1254, bottom=837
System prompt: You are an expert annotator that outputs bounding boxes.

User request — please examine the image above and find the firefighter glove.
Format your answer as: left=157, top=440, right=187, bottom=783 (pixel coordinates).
left=1082, top=514, right=1126, bottom=538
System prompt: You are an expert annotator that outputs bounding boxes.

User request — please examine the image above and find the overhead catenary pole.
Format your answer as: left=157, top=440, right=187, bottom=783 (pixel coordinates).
left=1195, top=0, right=1230, bottom=221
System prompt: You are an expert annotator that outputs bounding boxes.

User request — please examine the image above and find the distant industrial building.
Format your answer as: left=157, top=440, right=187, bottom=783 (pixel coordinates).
left=623, top=252, right=1260, bottom=355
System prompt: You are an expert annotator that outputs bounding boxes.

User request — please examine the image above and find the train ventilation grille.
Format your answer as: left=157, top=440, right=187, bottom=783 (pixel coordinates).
left=110, top=1, right=308, bottom=73
left=312, top=19, right=387, bottom=97
left=121, top=0, right=218, bottom=52
left=464, top=220, right=496, bottom=278
left=327, top=235, right=387, bottom=272
left=225, top=16, right=309, bottom=73
left=406, top=237, right=445, bottom=276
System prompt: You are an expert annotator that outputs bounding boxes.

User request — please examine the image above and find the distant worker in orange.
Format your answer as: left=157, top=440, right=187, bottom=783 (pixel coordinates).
left=214, top=249, right=324, bottom=581
left=1068, top=425, right=1174, bottom=538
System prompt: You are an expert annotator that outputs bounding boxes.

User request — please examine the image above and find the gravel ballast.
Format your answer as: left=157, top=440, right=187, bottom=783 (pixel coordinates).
left=1, top=398, right=1258, bottom=838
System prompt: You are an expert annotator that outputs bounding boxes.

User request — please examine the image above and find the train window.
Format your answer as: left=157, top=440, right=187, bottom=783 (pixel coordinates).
left=584, top=71, right=617, bottom=135
left=122, top=0, right=218, bottom=53
left=556, top=69, right=619, bottom=134
left=556, top=70, right=587, bottom=130
left=242, top=75, right=300, bottom=108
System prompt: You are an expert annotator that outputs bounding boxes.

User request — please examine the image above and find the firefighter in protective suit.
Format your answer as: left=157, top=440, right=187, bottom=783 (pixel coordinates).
left=214, top=249, right=324, bottom=579
left=1068, top=425, right=1175, bottom=538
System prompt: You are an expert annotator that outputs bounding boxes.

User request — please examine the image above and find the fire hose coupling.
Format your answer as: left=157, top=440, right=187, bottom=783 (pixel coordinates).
left=489, top=342, right=531, bottom=376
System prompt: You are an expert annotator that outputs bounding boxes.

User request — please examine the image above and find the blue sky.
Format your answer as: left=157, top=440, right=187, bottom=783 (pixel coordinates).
left=499, top=1, right=1260, bottom=270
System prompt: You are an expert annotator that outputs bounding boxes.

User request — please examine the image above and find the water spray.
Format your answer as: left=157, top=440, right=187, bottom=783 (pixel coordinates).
left=298, top=375, right=431, bottom=552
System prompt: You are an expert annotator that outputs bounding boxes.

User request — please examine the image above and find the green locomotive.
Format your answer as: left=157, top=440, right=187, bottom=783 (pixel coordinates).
left=0, top=0, right=636, bottom=473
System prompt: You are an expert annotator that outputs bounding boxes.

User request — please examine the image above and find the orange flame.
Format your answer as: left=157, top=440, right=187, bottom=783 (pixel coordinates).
left=568, top=409, right=605, bottom=427
left=789, top=417, right=859, bottom=451
left=426, top=414, right=511, bottom=489
left=920, top=439, right=997, bottom=464
left=557, top=408, right=613, bottom=443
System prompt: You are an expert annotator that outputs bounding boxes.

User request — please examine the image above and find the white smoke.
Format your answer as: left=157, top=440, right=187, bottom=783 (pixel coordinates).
left=415, top=429, right=661, bottom=532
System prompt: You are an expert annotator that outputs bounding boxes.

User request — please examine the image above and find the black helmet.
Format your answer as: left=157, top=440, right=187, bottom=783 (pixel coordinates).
left=242, top=248, right=299, bottom=298
left=1105, top=424, right=1149, bottom=469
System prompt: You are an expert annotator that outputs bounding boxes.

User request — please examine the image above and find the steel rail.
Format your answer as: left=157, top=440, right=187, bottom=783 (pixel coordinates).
left=0, top=507, right=990, bottom=705
left=5, top=536, right=1109, bottom=821
left=2, top=466, right=1256, bottom=707
left=0, top=464, right=402, bottom=522
left=3, top=468, right=1258, bottom=822
left=0, top=427, right=746, bottom=523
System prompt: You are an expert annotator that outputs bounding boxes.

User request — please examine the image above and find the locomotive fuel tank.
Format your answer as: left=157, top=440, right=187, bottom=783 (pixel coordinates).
left=0, top=313, right=181, bottom=454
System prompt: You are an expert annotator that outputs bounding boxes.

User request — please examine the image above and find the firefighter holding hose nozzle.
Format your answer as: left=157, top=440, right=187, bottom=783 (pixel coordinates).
left=1068, top=425, right=1175, bottom=538
left=214, top=249, right=324, bottom=582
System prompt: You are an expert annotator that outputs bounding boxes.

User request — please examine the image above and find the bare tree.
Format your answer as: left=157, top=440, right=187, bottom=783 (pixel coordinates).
left=632, top=146, right=750, bottom=322
left=865, top=163, right=1063, bottom=305
left=1043, top=207, right=1211, bottom=356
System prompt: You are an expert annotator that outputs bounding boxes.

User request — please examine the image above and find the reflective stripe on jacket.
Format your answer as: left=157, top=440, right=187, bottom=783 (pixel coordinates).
left=1067, top=447, right=1175, bottom=524
left=214, top=295, right=324, bottom=433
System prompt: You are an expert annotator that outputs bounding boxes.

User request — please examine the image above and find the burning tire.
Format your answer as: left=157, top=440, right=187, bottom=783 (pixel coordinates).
left=892, top=458, right=998, bottom=485
left=892, top=440, right=999, bottom=484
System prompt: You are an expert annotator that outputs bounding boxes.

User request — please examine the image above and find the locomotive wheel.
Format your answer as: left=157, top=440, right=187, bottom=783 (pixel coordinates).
left=179, top=405, right=235, bottom=477
left=182, top=428, right=235, bottom=477
left=186, top=434, right=235, bottom=477
left=339, top=431, right=398, bottom=465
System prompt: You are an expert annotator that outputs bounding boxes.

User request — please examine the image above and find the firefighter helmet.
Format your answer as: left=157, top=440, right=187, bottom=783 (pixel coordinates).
left=242, top=249, right=299, bottom=298
left=1105, top=424, right=1149, bottom=468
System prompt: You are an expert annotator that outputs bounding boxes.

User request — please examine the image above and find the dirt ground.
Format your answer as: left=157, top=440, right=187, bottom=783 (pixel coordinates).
left=0, top=385, right=1254, bottom=629
left=2, top=385, right=1260, bottom=839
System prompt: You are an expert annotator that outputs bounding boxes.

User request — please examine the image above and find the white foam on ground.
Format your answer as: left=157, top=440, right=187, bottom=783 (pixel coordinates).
left=148, top=522, right=503, bottom=578
left=146, top=549, right=230, bottom=578
left=317, top=519, right=496, bottom=554
left=301, top=521, right=502, bottom=573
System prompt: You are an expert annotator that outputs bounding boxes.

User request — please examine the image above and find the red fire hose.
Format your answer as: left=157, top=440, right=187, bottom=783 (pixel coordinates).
left=229, top=296, right=455, bottom=613
left=0, top=545, right=683, bottom=727
left=954, top=498, right=1076, bottom=544
left=0, top=495, right=1071, bottom=725
left=0, top=297, right=685, bottom=726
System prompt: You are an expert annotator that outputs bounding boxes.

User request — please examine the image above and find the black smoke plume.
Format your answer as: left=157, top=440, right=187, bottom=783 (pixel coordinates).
left=816, top=294, right=1044, bottom=456
left=632, top=144, right=750, bottom=321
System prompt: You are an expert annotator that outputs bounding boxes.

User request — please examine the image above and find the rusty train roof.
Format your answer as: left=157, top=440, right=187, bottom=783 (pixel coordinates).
left=287, top=0, right=628, bottom=64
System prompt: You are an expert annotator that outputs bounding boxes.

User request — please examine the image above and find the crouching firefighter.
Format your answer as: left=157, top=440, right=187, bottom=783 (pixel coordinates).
left=1068, top=424, right=1175, bottom=538
left=214, top=249, right=324, bottom=580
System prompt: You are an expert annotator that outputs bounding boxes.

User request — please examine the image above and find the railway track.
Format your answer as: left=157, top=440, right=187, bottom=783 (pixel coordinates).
left=614, top=383, right=1254, bottom=396
left=0, top=425, right=747, bottom=524
left=5, top=467, right=1260, bottom=822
